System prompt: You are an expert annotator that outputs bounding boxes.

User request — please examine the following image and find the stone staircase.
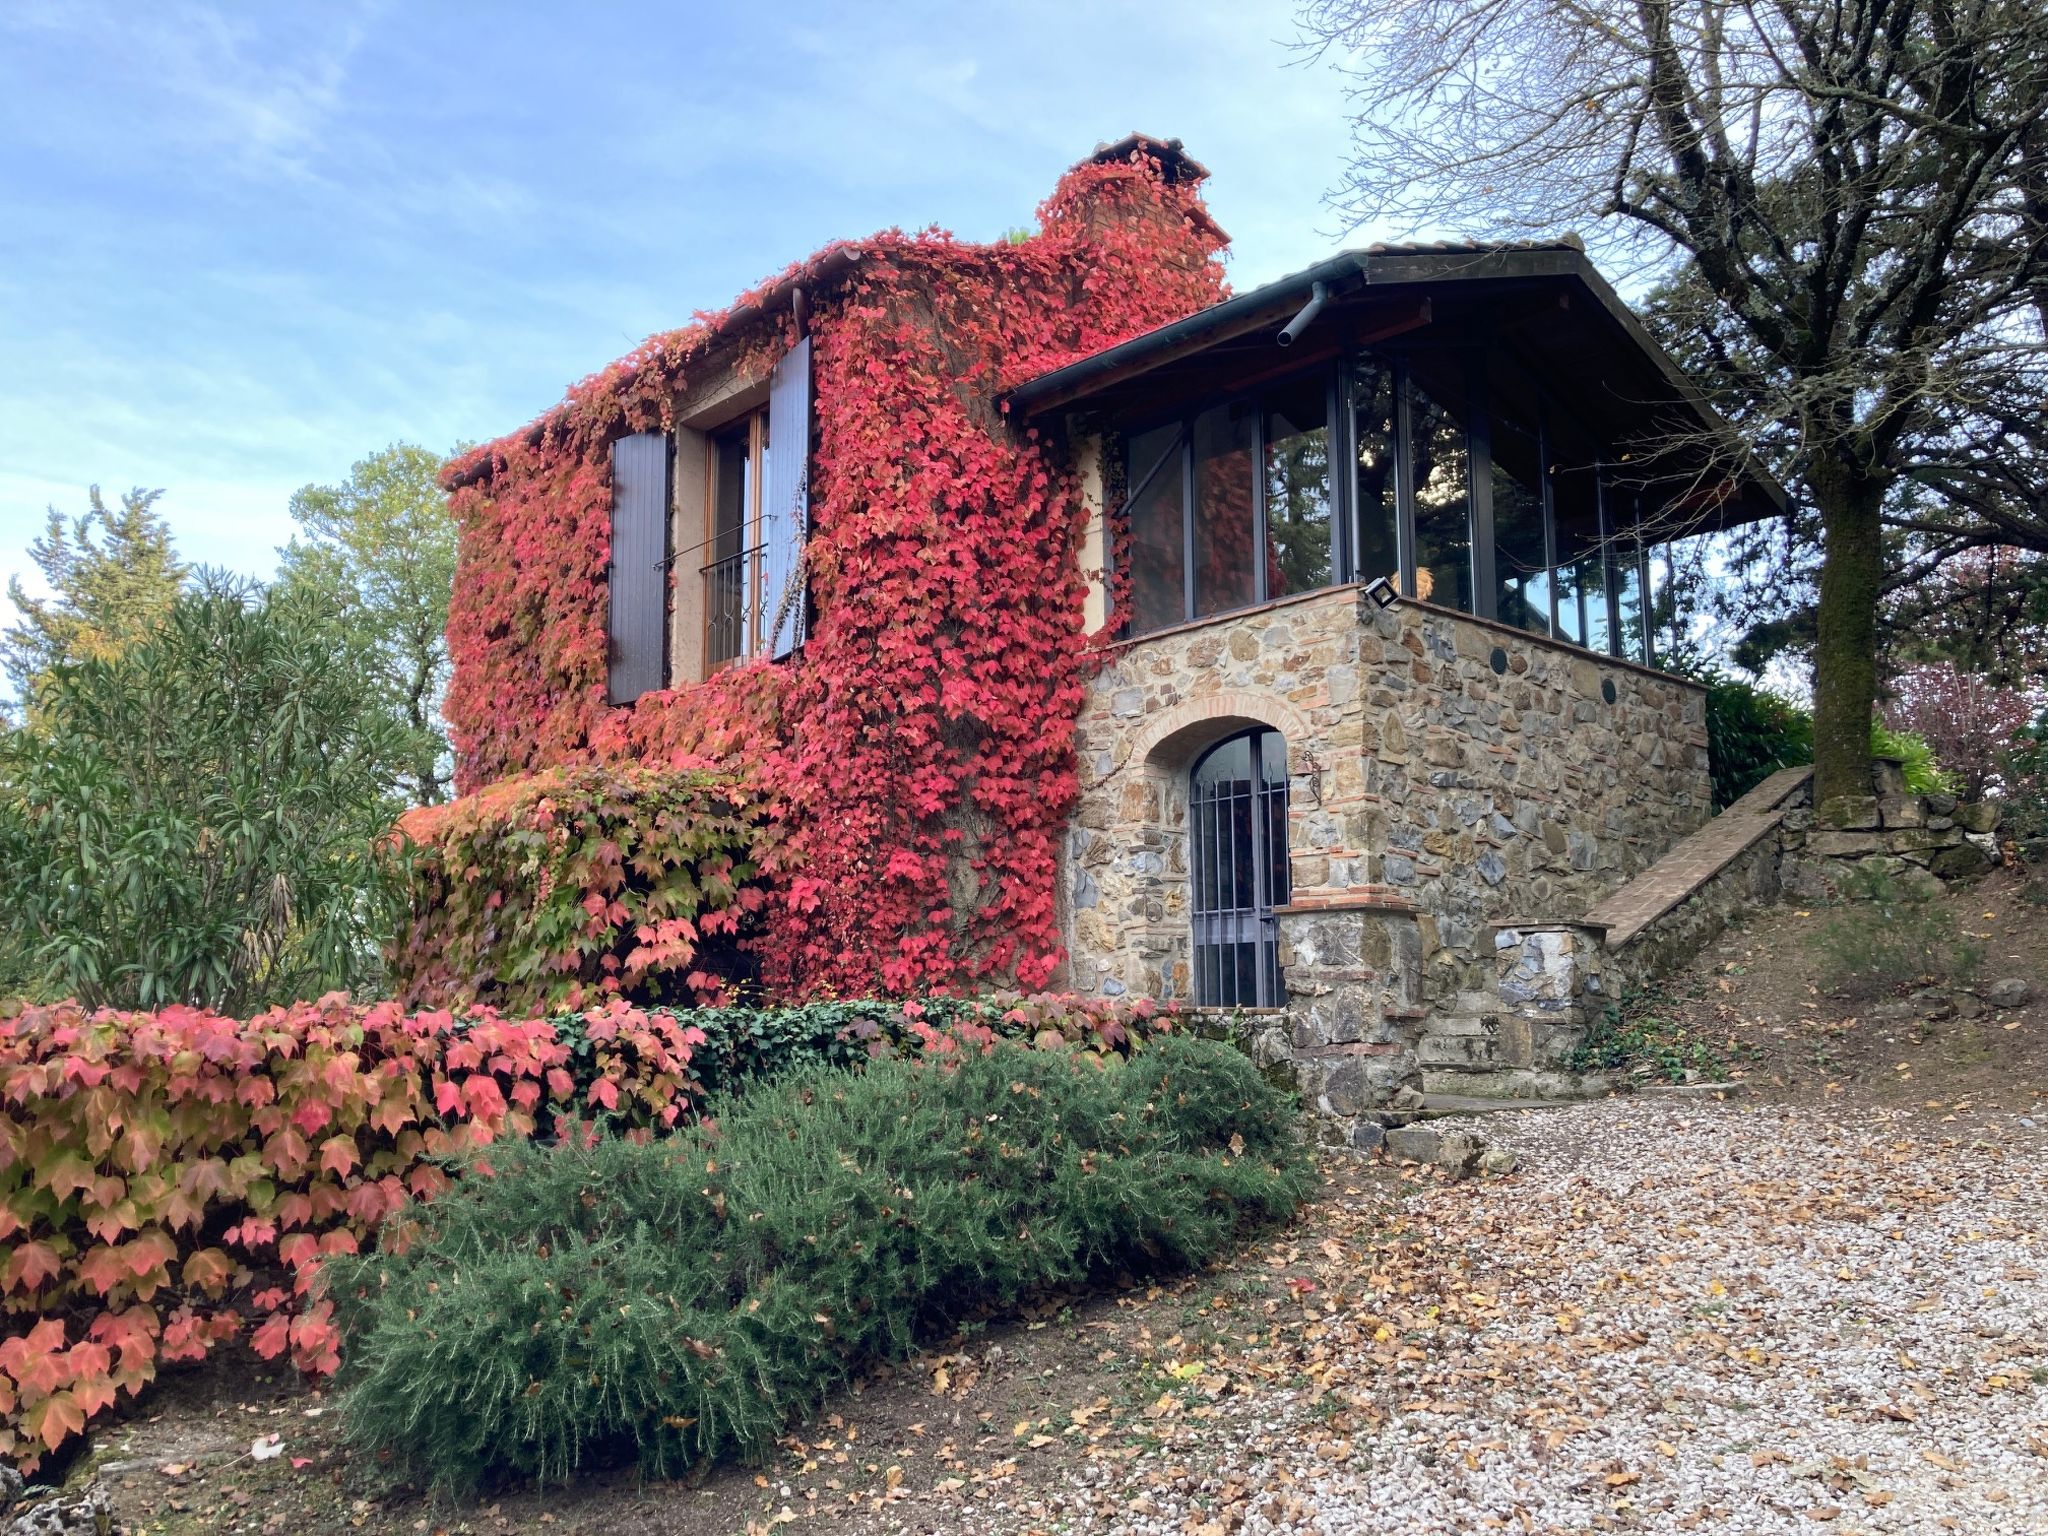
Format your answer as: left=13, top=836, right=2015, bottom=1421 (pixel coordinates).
left=1418, top=766, right=1815, bottom=1099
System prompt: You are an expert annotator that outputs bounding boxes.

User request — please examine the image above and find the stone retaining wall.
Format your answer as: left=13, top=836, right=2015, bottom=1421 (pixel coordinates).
left=1782, top=759, right=2004, bottom=899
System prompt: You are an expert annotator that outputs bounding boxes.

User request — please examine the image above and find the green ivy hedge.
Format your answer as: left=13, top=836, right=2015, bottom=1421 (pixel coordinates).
left=325, top=1035, right=1308, bottom=1491
left=1693, top=671, right=1952, bottom=808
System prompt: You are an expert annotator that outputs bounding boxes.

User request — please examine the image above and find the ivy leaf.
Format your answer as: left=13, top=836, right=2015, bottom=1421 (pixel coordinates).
left=4, top=1240, right=63, bottom=1293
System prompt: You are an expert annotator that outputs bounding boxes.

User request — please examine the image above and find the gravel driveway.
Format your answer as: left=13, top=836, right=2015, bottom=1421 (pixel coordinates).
left=958, top=1097, right=2047, bottom=1535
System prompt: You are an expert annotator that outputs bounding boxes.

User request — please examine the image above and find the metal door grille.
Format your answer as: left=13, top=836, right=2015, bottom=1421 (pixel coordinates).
left=1189, top=728, right=1289, bottom=1007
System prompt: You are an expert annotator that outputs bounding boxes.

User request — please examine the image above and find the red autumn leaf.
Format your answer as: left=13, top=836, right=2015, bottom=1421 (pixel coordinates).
left=73, top=1244, right=129, bottom=1297
left=249, top=1310, right=291, bottom=1361
left=182, top=1247, right=235, bottom=1295
left=4, top=1240, right=63, bottom=1293
left=24, top=1388, right=85, bottom=1451
left=318, top=1136, right=359, bottom=1179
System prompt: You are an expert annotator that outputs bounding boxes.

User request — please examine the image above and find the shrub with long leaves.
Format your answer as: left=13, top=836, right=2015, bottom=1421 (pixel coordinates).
left=326, top=1035, right=1308, bottom=1491
left=2, top=574, right=406, bottom=1013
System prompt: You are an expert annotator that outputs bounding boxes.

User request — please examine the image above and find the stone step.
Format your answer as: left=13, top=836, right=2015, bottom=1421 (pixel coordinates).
left=1420, top=1066, right=1621, bottom=1102
left=1415, top=1092, right=1587, bottom=1117
left=1417, top=1020, right=1588, bottom=1071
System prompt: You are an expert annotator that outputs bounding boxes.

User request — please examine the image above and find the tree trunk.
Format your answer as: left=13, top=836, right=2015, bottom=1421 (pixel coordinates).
left=1809, top=455, right=1885, bottom=808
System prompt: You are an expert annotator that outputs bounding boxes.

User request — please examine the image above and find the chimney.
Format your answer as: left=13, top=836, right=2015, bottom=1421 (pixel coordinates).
left=1040, top=132, right=1229, bottom=259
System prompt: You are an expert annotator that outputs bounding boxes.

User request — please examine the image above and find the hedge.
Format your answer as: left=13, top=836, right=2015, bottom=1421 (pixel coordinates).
left=386, top=764, right=765, bottom=1015
left=327, top=1035, right=1309, bottom=1491
left=635, top=990, right=1174, bottom=1098
left=0, top=989, right=1173, bottom=1469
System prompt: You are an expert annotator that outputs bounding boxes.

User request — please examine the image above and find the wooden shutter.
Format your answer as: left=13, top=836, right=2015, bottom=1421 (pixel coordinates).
left=761, top=338, right=812, bottom=658
left=607, top=431, right=670, bottom=704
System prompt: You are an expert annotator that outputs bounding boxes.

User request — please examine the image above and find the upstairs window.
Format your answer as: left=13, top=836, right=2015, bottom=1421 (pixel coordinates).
left=1125, top=375, right=1342, bottom=633
left=1349, top=356, right=1399, bottom=589
left=704, top=409, right=767, bottom=670
left=1262, top=375, right=1335, bottom=598
left=1406, top=369, right=1473, bottom=613
left=1489, top=392, right=1549, bottom=635
left=699, top=337, right=811, bottom=673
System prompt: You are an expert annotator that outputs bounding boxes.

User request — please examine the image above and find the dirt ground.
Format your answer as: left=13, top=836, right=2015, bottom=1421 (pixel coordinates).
left=33, top=869, right=2048, bottom=1535
left=1648, top=864, right=2047, bottom=1117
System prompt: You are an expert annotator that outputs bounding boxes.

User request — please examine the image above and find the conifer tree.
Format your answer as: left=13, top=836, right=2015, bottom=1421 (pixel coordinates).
left=3, top=486, right=186, bottom=707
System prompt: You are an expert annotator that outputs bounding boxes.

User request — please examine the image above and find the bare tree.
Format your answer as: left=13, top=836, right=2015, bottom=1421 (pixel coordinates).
left=1299, top=0, right=2048, bottom=806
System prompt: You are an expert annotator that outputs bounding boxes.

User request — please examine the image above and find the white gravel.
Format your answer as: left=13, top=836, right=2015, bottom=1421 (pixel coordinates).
left=898, top=1097, right=2048, bottom=1535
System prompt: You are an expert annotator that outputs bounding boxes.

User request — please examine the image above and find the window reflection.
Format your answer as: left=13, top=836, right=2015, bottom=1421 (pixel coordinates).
left=1351, top=357, right=1398, bottom=585
left=1491, top=400, right=1548, bottom=635
left=1262, top=375, right=1333, bottom=598
left=1111, top=349, right=1676, bottom=672
left=1193, top=403, right=1259, bottom=618
left=1408, top=379, right=1472, bottom=611
left=1549, top=441, right=1604, bottom=651
left=1615, top=519, right=1648, bottom=664
left=1126, top=423, right=1186, bottom=634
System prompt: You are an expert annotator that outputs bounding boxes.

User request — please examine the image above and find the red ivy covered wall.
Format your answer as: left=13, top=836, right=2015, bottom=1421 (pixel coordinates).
left=443, top=147, right=1227, bottom=997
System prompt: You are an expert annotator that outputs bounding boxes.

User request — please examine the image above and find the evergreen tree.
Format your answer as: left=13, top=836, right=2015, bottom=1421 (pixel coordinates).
left=3, top=486, right=187, bottom=706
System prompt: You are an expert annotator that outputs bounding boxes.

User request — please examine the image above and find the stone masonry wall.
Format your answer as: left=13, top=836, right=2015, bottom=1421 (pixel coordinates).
left=1062, top=587, right=1709, bottom=1121
left=1781, top=758, right=2005, bottom=899
left=1064, top=588, right=1711, bottom=1004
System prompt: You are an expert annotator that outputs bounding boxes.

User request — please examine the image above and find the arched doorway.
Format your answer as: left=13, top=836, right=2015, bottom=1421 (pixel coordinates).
left=1189, top=727, right=1290, bottom=1006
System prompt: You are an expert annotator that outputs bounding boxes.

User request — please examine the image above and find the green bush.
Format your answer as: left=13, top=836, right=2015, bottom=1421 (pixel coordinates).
left=1694, top=668, right=1955, bottom=809
left=325, top=1035, right=1308, bottom=1491
left=2, top=574, right=405, bottom=1012
left=1808, top=865, right=1982, bottom=998
left=598, top=991, right=1175, bottom=1100
left=2003, top=710, right=2048, bottom=857
left=1696, top=671, right=1813, bottom=808
left=1869, top=722, right=1955, bottom=796
left=1566, top=994, right=1744, bottom=1082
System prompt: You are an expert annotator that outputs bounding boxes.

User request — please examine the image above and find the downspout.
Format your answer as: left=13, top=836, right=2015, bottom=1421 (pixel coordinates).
left=1276, top=281, right=1329, bottom=347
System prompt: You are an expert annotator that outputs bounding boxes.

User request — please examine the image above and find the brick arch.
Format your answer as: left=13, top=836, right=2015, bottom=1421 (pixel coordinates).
left=1133, top=690, right=1315, bottom=772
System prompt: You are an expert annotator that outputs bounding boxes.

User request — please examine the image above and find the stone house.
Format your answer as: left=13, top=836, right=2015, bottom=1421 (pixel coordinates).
left=445, top=136, right=1786, bottom=1121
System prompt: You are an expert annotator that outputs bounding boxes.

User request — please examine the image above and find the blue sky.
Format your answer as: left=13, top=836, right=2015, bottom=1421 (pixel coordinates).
left=0, top=0, right=1402, bottom=619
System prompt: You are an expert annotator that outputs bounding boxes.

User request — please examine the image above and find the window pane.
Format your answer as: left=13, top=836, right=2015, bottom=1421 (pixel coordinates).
left=1262, top=375, right=1333, bottom=598
left=1644, top=541, right=1674, bottom=665
left=1408, top=377, right=1472, bottom=611
left=1491, top=402, right=1549, bottom=635
left=1192, top=402, right=1258, bottom=618
left=1550, top=429, right=1604, bottom=650
left=711, top=427, right=748, bottom=562
left=1125, top=424, right=1186, bottom=635
left=1351, top=356, right=1398, bottom=585
left=1615, top=521, right=1647, bottom=664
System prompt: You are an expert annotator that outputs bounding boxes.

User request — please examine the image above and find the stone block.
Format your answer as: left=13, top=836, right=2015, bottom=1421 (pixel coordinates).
left=1954, top=800, right=2003, bottom=833
left=1805, top=829, right=1889, bottom=859
left=1818, top=795, right=1882, bottom=830
left=1878, top=795, right=1925, bottom=829
left=1929, top=841, right=1993, bottom=880
left=1383, top=1125, right=1441, bottom=1163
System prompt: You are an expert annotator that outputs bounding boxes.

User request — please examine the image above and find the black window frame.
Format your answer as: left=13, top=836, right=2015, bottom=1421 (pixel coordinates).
left=1113, top=345, right=1665, bottom=671
left=1118, top=369, right=1348, bottom=631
